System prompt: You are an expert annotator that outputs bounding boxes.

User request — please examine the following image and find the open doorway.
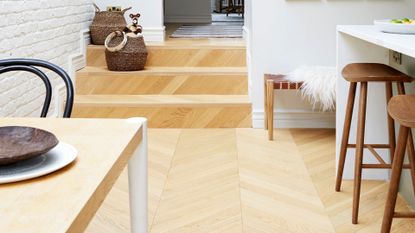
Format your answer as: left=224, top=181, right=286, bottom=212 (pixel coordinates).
left=212, top=0, right=244, bottom=23
left=164, top=0, right=244, bottom=38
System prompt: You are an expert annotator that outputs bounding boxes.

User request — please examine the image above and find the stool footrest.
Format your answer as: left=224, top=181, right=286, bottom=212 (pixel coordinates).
left=347, top=144, right=390, bottom=149
left=362, top=164, right=412, bottom=169
left=394, top=212, right=415, bottom=218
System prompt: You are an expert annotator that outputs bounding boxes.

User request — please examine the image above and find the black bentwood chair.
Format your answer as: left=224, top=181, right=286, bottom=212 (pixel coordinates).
left=0, top=58, right=74, bottom=118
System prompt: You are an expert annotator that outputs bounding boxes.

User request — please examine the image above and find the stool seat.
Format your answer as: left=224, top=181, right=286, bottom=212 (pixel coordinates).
left=388, top=95, right=415, bottom=128
left=342, top=63, right=413, bottom=83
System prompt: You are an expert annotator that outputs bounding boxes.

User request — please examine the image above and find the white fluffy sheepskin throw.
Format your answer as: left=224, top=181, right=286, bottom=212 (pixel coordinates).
left=286, top=66, right=337, bottom=112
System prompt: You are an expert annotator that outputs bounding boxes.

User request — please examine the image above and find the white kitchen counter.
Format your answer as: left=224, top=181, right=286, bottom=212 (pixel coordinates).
left=338, top=25, right=415, bottom=58
left=336, top=25, right=415, bottom=180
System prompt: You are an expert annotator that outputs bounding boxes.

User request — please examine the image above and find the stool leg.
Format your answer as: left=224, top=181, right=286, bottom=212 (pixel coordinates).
left=397, top=82, right=405, bottom=95
left=352, top=82, right=367, bottom=224
left=264, top=81, right=268, bottom=130
left=266, top=80, right=274, bottom=140
left=394, top=82, right=415, bottom=194
left=386, top=82, right=396, bottom=161
left=381, top=126, right=409, bottom=233
left=406, top=131, right=415, bottom=195
left=336, top=82, right=357, bottom=191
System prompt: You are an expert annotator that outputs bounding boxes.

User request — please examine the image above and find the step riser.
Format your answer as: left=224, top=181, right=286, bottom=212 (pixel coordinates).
left=87, top=47, right=246, bottom=67
left=72, top=106, right=252, bottom=128
left=76, top=73, right=248, bottom=95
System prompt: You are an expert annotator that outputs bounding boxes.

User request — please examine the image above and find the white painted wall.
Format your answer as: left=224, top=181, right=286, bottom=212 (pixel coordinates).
left=95, top=0, right=165, bottom=41
left=0, top=0, right=94, bottom=117
left=248, top=0, right=415, bottom=128
left=165, top=0, right=212, bottom=23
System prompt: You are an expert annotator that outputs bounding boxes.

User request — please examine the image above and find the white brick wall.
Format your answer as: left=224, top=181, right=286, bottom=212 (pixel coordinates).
left=0, top=0, right=94, bottom=117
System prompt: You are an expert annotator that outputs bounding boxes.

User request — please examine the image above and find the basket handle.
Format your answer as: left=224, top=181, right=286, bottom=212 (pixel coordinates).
left=93, top=3, right=100, bottom=13
left=122, top=7, right=132, bottom=14
left=105, top=31, right=128, bottom=52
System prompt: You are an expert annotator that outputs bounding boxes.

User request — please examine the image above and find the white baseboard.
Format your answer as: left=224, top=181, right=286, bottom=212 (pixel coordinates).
left=165, top=15, right=212, bottom=24
left=143, top=26, right=165, bottom=42
left=252, top=110, right=336, bottom=129
left=68, top=29, right=90, bottom=82
left=242, top=25, right=249, bottom=40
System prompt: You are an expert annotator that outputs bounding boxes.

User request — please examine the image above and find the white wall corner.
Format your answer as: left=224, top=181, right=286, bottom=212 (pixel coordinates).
left=55, top=29, right=90, bottom=117
left=143, top=26, right=166, bottom=42
left=252, top=110, right=336, bottom=129
left=68, top=29, right=90, bottom=80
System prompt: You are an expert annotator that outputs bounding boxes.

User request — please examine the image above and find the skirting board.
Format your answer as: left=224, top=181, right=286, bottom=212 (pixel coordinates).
left=242, top=26, right=249, bottom=40
left=165, top=15, right=212, bottom=23
left=252, top=110, right=335, bottom=129
left=142, top=26, right=165, bottom=42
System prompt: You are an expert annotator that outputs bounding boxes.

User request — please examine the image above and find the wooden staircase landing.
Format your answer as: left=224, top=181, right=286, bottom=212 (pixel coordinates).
left=73, top=39, right=251, bottom=128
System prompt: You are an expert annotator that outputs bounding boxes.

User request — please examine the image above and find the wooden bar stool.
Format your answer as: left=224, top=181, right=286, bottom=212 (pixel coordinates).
left=382, top=95, right=415, bottom=233
left=335, top=63, right=415, bottom=224
left=264, top=74, right=304, bottom=140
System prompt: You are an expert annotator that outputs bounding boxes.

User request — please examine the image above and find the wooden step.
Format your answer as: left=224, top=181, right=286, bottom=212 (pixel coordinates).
left=86, top=45, right=246, bottom=67
left=72, top=95, right=252, bottom=128
left=76, top=66, right=248, bottom=95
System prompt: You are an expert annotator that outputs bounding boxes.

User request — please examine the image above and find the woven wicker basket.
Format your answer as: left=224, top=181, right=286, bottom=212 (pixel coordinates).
left=90, top=4, right=131, bottom=45
left=105, top=34, right=148, bottom=71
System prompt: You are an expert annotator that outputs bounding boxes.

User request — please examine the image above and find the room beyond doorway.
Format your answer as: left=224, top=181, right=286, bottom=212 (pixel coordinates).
left=164, top=0, right=244, bottom=39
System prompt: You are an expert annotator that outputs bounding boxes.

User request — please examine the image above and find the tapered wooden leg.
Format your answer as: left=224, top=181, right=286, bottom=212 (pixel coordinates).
left=264, top=80, right=268, bottom=130
left=394, top=82, right=415, bottom=194
left=352, top=82, right=367, bottom=224
left=397, top=82, right=405, bottom=95
left=385, top=82, right=396, bottom=161
left=336, top=82, right=357, bottom=192
left=266, top=80, right=274, bottom=140
left=406, top=131, right=415, bottom=195
left=381, top=126, right=409, bottom=233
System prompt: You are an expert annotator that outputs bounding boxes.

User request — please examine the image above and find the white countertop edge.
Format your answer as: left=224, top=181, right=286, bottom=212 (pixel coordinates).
left=337, top=25, right=415, bottom=58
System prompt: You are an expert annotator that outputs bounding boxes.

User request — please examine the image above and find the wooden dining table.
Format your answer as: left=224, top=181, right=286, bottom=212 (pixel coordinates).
left=0, top=117, right=148, bottom=233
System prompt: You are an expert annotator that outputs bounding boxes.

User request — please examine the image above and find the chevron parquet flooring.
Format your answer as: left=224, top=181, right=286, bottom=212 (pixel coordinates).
left=85, top=129, right=415, bottom=233
left=290, top=129, right=415, bottom=233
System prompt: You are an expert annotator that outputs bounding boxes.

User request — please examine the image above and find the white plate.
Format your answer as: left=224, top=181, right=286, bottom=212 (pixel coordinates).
left=374, top=19, right=415, bottom=34
left=0, top=142, right=77, bottom=184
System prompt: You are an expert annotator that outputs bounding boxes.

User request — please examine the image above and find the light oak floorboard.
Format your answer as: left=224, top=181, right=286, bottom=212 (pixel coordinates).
left=151, top=129, right=243, bottom=233
left=76, top=69, right=248, bottom=95
left=86, top=129, right=415, bottom=233
left=72, top=106, right=252, bottom=128
left=87, top=46, right=246, bottom=67
left=236, top=129, right=335, bottom=233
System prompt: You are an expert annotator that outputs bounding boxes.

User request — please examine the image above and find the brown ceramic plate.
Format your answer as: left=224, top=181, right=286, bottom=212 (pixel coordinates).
left=0, top=126, right=59, bottom=165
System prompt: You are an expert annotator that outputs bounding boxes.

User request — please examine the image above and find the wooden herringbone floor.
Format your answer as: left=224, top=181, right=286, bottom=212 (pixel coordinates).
left=85, top=129, right=415, bottom=233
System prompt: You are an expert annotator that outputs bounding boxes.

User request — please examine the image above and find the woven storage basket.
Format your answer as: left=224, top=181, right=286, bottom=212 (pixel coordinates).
left=90, top=4, right=131, bottom=45
left=105, top=33, right=148, bottom=71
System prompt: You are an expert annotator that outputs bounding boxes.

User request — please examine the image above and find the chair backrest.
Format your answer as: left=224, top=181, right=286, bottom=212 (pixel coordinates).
left=0, top=58, right=74, bottom=118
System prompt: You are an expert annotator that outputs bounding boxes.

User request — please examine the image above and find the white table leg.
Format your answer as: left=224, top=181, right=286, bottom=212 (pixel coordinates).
left=127, top=118, right=148, bottom=233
